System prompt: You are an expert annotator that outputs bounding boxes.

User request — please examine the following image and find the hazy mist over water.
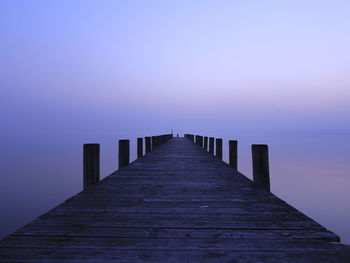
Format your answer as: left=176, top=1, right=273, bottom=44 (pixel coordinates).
left=1, top=0, right=350, bottom=244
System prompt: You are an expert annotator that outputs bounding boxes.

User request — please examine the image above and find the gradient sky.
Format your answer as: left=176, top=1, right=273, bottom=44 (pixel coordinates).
left=1, top=0, right=350, bottom=244
left=1, top=0, right=350, bottom=137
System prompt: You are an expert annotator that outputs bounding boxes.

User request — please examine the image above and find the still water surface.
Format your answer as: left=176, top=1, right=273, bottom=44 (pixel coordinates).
left=0, top=132, right=349, bottom=244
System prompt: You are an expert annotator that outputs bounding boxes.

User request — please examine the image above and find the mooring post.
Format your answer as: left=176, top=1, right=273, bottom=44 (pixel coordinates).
left=152, top=136, right=157, bottom=150
left=229, top=140, right=238, bottom=169
left=83, top=144, right=100, bottom=190
left=190, top=134, right=194, bottom=142
left=119, top=140, right=130, bottom=169
left=137, top=137, right=143, bottom=158
left=252, top=144, right=270, bottom=191
left=145, top=136, right=151, bottom=153
left=216, top=138, right=222, bottom=160
left=198, top=136, right=203, bottom=148
left=204, top=136, right=208, bottom=151
left=209, top=137, right=214, bottom=154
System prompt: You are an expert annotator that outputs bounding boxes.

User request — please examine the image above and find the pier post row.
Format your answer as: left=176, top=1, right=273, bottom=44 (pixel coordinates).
left=137, top=137, right=143, bottom=158
left=216, top=138, right=223, bottom=160
left=145, top=136, right=151, bottom=153
left=209, top=137, right=214, bottom=154
left=252, top=144, right=270, bottom=191
left=185, top=134, right=194, bottom=142
left=185, top=134, right=195, bottom=143
left=118, top=139, right=130, bottom=169
left=198, top=136, right=203, bottom=148
left=195, top=135, right=203, bottom=148
left=152, top=136, right=157, bottom=150
left=184, top=133, right=194, bottom=142
left=195, top=135, right=200, bottom=146
left=83, top=143, right=100, bottom=189
left=229, top=140, right=238, bottom=169
left=204, top=136, right=208, bottom=151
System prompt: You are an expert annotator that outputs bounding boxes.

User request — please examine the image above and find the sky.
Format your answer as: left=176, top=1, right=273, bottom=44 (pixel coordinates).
left=1, top=0, right=350, bottom=137
left=1, top=0, right=350, bottom=244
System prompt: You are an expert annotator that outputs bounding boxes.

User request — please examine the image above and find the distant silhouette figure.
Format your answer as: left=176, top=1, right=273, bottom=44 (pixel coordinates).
left=177, top=134, right=179, bottom=137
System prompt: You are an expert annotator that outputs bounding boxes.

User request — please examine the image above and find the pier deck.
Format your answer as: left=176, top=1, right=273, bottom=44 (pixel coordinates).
left=1, top=137, right=349, bottom=262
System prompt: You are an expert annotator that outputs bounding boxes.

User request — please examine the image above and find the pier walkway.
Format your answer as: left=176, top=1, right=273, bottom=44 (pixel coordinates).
left=1, top=137, right=349, bottom=262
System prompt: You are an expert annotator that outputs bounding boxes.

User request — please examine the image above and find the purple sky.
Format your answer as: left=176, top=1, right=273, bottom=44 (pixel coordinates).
left=1, top=0, right=350, bottom=243
left=1, top=0, right=350, bottom=136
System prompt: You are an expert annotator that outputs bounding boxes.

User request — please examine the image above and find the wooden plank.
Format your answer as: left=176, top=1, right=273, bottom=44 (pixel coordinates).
left=12, top=226, right=339, bottom=241
left=26, top=219, right=325, bottom=230
left=0, top=236, right=341, bottom=251
left=1, top=248, right=349, bottom=263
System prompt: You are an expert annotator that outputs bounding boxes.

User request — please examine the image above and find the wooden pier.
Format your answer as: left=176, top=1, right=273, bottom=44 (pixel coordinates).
left=1, top=136, right=350, bottom=262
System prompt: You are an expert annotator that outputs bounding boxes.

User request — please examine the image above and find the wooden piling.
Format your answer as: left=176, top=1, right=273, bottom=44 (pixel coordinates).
left=195, top=135, right=203, bottom=147
left=152, top=136, right=157, bottom=150
left=184, top=134, right=193, bottom=142
left=204, top=136, right=208, bottom=151
left=209, top=137, right=214, bottom=154
left=145, top=137, right=151, bottom=153
left=216, top=138, right=222, bottom=160
left=198, top=136, right=203, bottom=148
left=229, top=140, right=238, bottom=169
left=83, top=144, right=100, bottom=190
left=195, top=135, right=200, bottom=146
left=252, top=144, right=270, bottom=191
left=137, top=137, right=143, bottom=158
left=190, top=134, right=194, bottom=142
left=118, top=140, right=130, bottom=169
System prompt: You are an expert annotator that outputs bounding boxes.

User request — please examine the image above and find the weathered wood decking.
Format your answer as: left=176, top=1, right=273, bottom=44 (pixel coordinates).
left=1, top=137, right=349, bottom=262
